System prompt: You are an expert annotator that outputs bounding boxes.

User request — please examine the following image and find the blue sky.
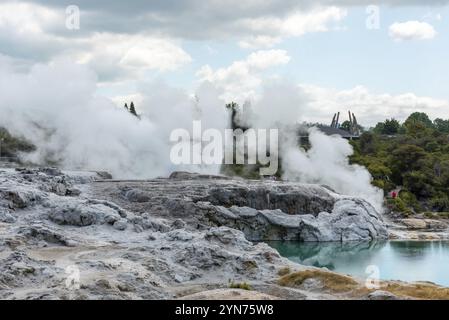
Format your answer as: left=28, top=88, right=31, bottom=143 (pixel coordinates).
left=161, top=5, right=449, bottom=99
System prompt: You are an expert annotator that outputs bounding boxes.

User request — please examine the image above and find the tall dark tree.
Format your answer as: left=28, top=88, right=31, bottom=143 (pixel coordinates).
left=359, top=132, right=376, bottom=154
left=373, top=118, right=400, bottom=135
left=124, top=103, right=128, bottom=110
left=129, top=102, right=137, bottom=117
left=382, top=118, right=400, bottom=134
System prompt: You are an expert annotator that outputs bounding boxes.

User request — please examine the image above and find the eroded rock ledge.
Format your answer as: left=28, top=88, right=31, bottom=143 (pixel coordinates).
left=94, top=172, right=388, bottom=242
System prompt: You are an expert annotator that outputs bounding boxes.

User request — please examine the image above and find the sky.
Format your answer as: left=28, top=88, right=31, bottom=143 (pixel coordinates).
left=1, top=0, right=449, bottom=127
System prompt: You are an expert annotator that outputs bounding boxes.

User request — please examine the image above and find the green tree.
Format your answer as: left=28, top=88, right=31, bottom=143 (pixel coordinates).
left=404, top=121, right=429, bottom=138
left=434, top=118, right=449, bottom=133
left=403, top=171, right=434, bottom=198
left=373, top=122, right=385, bottom=134
left=430, top=193, right=449, bottom=211
left=391, top=145, right=427, bottom=171
left=404, top=112, right=433, bottom=129
left=383, top=118, right=400, bottom=134
left=373, top=118, right=401, bottom=135
left=390, top=144, right=427, bottom=184
left=359, top=132, right=376, bottom=154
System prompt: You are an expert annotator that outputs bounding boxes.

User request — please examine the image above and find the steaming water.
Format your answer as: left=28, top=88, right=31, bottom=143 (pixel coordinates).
left=267, top=240, right=449, bottom=287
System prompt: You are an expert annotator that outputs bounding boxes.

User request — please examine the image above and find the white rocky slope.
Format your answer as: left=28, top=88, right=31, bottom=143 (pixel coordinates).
left=0, top=168, right=388, bottom=300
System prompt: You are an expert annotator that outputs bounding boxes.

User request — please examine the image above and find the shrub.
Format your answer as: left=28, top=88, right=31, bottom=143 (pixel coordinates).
left=386, top=197, right=412, bottom=216
left=429, top=194, right=449, bottom=212
left=229, top=281, right=252, bottom=291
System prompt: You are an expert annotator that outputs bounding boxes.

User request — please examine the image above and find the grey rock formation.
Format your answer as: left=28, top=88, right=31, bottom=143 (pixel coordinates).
left=197, top=182, right=387, bottom=241
left=0, top=208, right=15, bottom=223
left=0, top=169, right=389, bottom=300
left=49, top=202, right=122, bottom=227
left=113, top=219, right=128, bottom=231
left=367, top=290, right=400, bottom=300
left=94, top=173, right=387, bottom=242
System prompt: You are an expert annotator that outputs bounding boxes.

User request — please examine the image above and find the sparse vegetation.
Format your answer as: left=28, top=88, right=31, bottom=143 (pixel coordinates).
left=278, top=269, right=360, bottom=293
left=278, top=269, right=449, bottom=299
left=380, top=282, right=449, bottom=300
left=229, top=281, right=252, bottom=291
left=423, top=212, right=449, bottom=219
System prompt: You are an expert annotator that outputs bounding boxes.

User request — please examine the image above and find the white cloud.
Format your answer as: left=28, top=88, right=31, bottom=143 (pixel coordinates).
left=389, top=21, right=437, bottom=41
left=298, top=84, right=449, bottom=126
left=0, top=2, right=192, bottom=82
left=196, top=49, right=291, bottom=102
left=110, top=93, right=145, bottom=109
left=74, top=33, right=192, bottom=82
left=0, top=2, right=61, bottom=35
left=238, top=36, right=282, bottom=49
left=238, top=6, right=347, bottom=48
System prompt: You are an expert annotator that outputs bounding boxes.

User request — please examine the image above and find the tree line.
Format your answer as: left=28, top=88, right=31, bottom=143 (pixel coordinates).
left=350, top=112, right=449, bottom=216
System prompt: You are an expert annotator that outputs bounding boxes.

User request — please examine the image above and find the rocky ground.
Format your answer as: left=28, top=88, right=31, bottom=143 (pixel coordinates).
left=387, top=217, right=449, bottom=240
left=0, top=167, right=448, bottom=300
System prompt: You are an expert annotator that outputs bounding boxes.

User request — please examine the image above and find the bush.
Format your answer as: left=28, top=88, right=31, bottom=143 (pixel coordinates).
left=429, top=194, right=449, bottom=212
left=403, top=171, right=434, bottom=198
left=229, top=281, right=252, bottom=291
left=387, top=197, right=412, bottom=216
left=399, top=190, right=422, bottom=212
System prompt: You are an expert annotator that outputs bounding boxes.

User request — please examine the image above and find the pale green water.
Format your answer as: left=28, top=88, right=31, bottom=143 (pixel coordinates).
left=267, top=241, right=449, bottom=287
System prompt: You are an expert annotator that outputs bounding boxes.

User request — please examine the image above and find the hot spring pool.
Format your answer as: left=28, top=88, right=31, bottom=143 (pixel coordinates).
left=266, top=240, right=449, bottom=287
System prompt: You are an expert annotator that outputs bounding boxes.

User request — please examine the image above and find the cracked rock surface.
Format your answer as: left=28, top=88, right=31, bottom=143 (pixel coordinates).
left=0, top=168, right=388, bottom=300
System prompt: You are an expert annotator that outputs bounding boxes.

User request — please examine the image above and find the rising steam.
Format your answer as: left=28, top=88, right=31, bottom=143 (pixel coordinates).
left=0, top=60, right=383, bottom=211
left=243, top=81, right=384, bottom=212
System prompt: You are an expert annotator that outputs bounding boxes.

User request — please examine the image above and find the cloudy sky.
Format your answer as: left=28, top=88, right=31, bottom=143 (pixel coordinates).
left=1, top=0, right=449, bottom=126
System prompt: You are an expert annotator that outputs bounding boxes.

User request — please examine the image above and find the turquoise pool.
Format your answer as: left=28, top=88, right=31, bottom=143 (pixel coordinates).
left=267, top=240, right=449, bottom=287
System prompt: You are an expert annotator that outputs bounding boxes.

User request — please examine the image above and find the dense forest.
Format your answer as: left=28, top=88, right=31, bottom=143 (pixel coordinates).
left=350, top=112, right=449, bottom=217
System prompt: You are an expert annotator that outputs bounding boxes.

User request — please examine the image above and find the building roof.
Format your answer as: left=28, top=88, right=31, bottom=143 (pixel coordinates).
left=315, top=125, right=358, bottom=139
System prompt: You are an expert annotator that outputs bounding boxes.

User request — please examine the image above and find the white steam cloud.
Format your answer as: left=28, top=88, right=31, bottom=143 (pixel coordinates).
left=282, top=129, right=384, bottom=212
left=0, top=60, right=382, bottom=211
left=244, top=81, right=384, bottom=212
left=0, top=59, right=226, bottom=178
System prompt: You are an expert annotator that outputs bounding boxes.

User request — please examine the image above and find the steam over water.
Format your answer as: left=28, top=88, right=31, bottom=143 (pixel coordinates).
left=0, top=60, right=383, bottom=212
